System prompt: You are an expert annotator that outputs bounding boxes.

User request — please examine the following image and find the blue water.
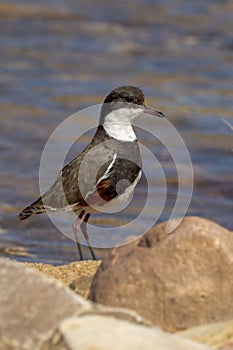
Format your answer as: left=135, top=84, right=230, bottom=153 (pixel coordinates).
left=0, top=0, right=232, bottom=263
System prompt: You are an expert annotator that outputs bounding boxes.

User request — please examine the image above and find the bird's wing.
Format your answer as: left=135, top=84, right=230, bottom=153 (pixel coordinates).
left=83, top=158, right=142, bottom=209
left=19, top=130, right=142, bottom=219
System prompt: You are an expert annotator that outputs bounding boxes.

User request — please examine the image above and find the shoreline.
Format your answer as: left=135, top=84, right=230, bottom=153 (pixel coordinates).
left=23, top=260, right=101, bottom=297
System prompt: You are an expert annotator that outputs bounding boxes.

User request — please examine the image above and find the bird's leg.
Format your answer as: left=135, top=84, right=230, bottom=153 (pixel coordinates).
left=73, top=210, right=85, bottom=261
left=80, top=213, right=96, bottom=260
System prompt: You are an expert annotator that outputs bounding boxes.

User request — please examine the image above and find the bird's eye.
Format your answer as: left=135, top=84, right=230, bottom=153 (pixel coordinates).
left=125, top=96, right=133, bottom=103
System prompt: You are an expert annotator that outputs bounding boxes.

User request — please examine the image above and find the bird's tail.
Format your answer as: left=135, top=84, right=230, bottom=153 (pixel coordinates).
left=18, top=198, right=47, bottom=221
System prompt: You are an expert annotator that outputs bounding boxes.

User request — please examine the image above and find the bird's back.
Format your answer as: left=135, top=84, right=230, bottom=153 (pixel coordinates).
left=19, top=126, right=141, bottom=219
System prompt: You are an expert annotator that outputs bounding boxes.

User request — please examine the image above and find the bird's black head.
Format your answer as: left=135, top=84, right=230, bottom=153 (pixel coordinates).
left=103, top=85, right=145, bottom=106
left=100, top=85, right=165, bottom=124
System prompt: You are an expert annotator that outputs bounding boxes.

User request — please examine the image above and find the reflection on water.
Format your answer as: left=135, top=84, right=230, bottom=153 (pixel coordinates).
left=0, top=0, right=232, bottom=263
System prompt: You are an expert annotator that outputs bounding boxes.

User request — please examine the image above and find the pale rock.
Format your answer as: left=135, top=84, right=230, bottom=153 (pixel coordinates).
left=60, top=315, right=212, bottom=350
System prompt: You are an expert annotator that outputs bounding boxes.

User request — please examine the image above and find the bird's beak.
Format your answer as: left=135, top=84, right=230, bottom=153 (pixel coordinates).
left=143, top=105, right=166, bottom=118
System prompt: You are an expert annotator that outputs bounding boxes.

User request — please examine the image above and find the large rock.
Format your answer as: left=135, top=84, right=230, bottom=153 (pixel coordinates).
left=89, top=216, right=233, bottom=331
left=0, top=258, right=90, bottom=350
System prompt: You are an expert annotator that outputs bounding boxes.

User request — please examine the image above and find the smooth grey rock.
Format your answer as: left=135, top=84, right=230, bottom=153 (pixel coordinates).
left=0, top=258, right=89, bottom=350
left=59, top=315, right=212, bottom=350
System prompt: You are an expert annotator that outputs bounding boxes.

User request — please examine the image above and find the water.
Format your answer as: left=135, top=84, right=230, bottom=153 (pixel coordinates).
left=0, top=0, right=232, bottom=264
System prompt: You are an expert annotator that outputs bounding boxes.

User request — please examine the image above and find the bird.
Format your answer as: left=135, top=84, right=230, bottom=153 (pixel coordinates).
left=18, top=85, right=165, bottom=260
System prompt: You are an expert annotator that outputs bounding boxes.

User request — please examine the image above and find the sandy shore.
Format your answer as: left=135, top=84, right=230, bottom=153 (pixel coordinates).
left=24, top=260, right=101, bottom=297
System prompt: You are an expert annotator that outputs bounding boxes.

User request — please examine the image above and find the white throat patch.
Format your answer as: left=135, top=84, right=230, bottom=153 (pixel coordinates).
left=103, top=107, right=143, bottom=142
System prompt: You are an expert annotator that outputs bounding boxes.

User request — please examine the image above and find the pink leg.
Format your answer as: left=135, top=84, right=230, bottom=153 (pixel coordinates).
left=73, top=211, right=85, bottom=260
left=80, top=213, right=96, bottom=260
